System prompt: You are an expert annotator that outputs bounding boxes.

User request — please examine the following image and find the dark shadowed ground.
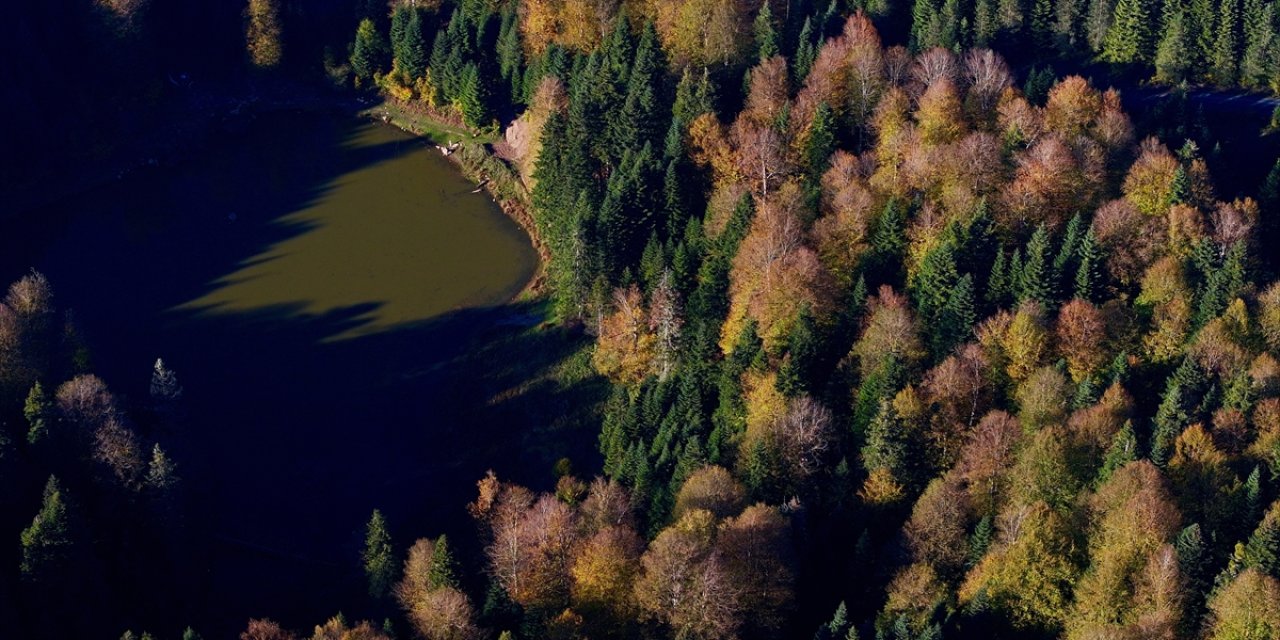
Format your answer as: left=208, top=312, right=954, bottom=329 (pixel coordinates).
left=2, top=111, right=604, bottom=637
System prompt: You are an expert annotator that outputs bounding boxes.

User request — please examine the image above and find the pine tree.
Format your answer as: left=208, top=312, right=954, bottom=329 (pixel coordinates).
left=936, top=274, right=977, bottom=357
left=20, top=476, right=71, bottom=581
left=1212, top=0, right=1242, bottom=85
left=363, top=509, right=395, bottom=599
left=351, top=18, right=389, bottom=84
left=806, top=102, right=837, bottom=180
left=1097, top=420, right=1138, bottom=483
left=24, top=382, right=50, bottom=445
left=456, top=62, right=491, bottom=129
left=794, top=17, right=818, bottom=81
left=1019, top=225, right=1054, bottom=306
left=390, top=4, right=410, bottom=69
left=754, top=1, right=780, bottom=59
left=1155, top=6, right=1193, bottom=83
left=1075, top=227, right=1102, bottom=301
left=1244, top=466, right=1264, bottom=525
left=400, top=9, right=428, bottom=80
left=1053, top=214, right=1084, bottom=286
left=987, top=246, right=1009, bottom=306
left=145, top=444, right=178, bottom=490
left=497, top=6, right=523, bottom=102
left=911, top=0, right=942, bottom=50
left=1168, top=166, right=1191, bottom=206
left=1176, top=523, right=1211, bottom=625
left=427, top=535, right=460, bottom=591
left=1103, top=0, right=1156, bottom=62
left=778, top=305, right=820, bottom=396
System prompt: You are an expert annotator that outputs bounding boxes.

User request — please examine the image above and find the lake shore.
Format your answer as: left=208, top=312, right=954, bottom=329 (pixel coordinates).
left=357, top=99, right=549, bottom=297
left=2, top=82, right=548, bottom=298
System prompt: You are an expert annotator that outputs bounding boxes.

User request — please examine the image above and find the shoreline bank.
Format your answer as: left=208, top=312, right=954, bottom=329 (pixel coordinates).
left=2, top=83, right=548, bottom=299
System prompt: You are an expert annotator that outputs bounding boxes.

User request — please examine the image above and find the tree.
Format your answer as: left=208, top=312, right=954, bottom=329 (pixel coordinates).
left=365, top=509, right=395, bottom=599
left=24, top=381, right=50, bottom=445
left=1102, top=0, right=1154, bottom=62
left=20, top=476, right=71, bottom=582
left=399, top=8, right=429, bottom=80
left=145, top=443, right=178, bottom=490
left=959, top=501, right=1082, bottom=633
left=351, top=18, right=389, bottom=83
left=456, top=63, right=491, bottom=128
left=245, top=0, right=283, bottom=68
left=717, top=504, right=796, bottom=633
left=634, top=509, right=742, bottom=639
left=753, top=2, right=779, bottom=60
left=674, top=466, right=746, bottom=520
left=428, top=535, right=460, bottom=591
left=1206, top=569, right=1280, bottom=639
left=150, top=358, right=182, bottom=404
left=1212, top=0, right=1242, bottom=85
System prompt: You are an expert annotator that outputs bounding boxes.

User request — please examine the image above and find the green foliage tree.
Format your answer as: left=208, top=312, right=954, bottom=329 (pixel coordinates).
left=20, top=476, right=71, bottom=582
left=363, top=509, right=395, bottom=599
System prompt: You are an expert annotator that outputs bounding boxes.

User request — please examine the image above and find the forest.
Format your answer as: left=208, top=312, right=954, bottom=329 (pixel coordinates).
left=6, top=0, right=1280, bottom=639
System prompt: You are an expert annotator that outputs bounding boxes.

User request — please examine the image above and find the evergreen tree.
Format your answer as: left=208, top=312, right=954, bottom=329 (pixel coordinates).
left=1075, top=227, right=1102, bottom=301
left=936, top=274, right=977, bottom=357
left=1212, top=0, right=1242, bottom=84
left=457, top=62, right=491, bottom=129
left=351, top=18, right=389, bottom=84
left=363, top=509, right=395, bottom=599
left=1155, top=6, right=1193, bottom=83
left=497, top=6, right=523, bottom=102
left=427, top=535, right=460, bottom=591
left=1018, top=225, right=1054, bottom=306
left=24, top=381, right=50, bottom=445
left=20, top=476, right=71, bottom=581
left=1053, top=214, right=1084, bottom=287
left=1244, top=466, right=1264, bottom=525
left=400, top=9, right=428, bottom=80
left=794, top=17, right=818, bottom=81
left=778, top=305, right=820, bottom=396
left=987, top=246, right=1009, bottom=306
left=1103, top=0, right=1156, bottom=62
left=754, top=1, right=780, bottom=59
left=1176, top=523, right=1211, bottom=626
left=806, top=102, right=837, bottom=180
left=390, top=4, right=410, bottom=69
left=1098, top=420, right=1138, bottom=483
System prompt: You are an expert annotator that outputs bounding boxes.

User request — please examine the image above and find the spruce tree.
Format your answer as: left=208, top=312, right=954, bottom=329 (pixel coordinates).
left=1053, top=214, right=1084, bottom=286
left=1212, top=0, right=1242, bottom=85
left=457, top=62, right=491, bottom=129
left=1075, top=227, right=1102, bottom=301
left=987, top=246, right=1009, bottom=306
left=24, top=381, right=50, bottom=445
left=1155, top=7, right=1193, bottom=83
left=20, top=476, right=71, bottom=581
left=754, top=1, right=780, bottom=59
left=936, top=274, right=977, bottom=357
left=350, top=18, right=389, bottom=84
left=400, top=9, right=428, bottom=80
left=806, top=102, right=837, bottom=180
left=427, top=535, right=460, bottom=591
left=1019, top=225, right=1054, bottom=306
left=1103, top=0, right=1156, bottom=62
left=794, top=17, right=818, bottom=81
left=1098, top=420, right=1139, bottom=483
left=497, top=6, right=523, bottom=102
left=363, top=509, right=395, bottom=599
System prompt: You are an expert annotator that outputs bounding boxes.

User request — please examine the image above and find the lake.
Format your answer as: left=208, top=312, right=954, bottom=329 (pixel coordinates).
left=1, top=111, right=589, bottom=635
